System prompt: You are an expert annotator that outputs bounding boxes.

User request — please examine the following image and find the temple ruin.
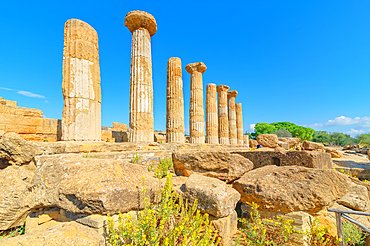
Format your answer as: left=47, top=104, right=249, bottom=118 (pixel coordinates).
left=227, top=90, right=238, bottom=145
left=206, top=83, right=218, bottom=144
left=236, top=103, right=244, bottom=146
left=125, top=11, right=157, bottom=142
left=217, top=85, right=230, bottom=145
left=61, top=19, right=101, bottom=141
left=166, top=57, right=185, bottom=143
left=186, top=62, right=207, bottom=144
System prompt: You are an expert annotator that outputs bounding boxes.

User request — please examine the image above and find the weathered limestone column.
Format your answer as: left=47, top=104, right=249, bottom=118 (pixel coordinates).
left=228, top=90, right=238, bottom=145
left=217, top=85, right=230, bottom=145
left=236, top=103, right=243, bottom=146
left=206, top=83, right=218, bottom=144
left=62, top=19, right=101, bottom=141
left=186, top=62, right=207, bottom=144
left=166, top=57, right=185, bottom=143
left=125, top=11, right=157, bottom=142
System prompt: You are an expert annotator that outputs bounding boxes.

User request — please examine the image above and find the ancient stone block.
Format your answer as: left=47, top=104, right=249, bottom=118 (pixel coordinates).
left=186, top=62, right=207, bottom=144
left=166, top=57, right=185, bottom=143
left=62, top=19, right=101, bottom=141
left=206, top=83, right=218, bottom=144
left=302, top=141, right=325, bottom=151
left=257, top=134, right=279, bottom=148
left=112, top=122, right=127, bottom=132
left=125, top=11, right=157, bottom=142
left=217, top=85, right=230, bottom=145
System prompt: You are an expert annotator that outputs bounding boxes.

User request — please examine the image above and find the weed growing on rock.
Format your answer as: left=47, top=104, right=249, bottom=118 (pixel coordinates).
left=154, top=158, right=173, bottom=179
left=106, top=174, right=220, bottom=245
left=238, top=202, right=297, bottom=245
left=303, top=218, right=339, bottom=246
left=131, top=154, right=141, bottom=163
left=0, top=220, right=25, bottom=239
left=343, top=220, right=367, bottom=246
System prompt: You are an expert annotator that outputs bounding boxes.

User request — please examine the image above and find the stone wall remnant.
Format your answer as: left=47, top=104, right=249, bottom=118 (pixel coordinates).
left=125, top=11, right=157, bottom=142
left=206, top=83, right=218, bottom=144
left=62, top=19, right=101, bottom=141
left=166, top=57, right=185, bottom=143
left=186, top=62, right=207, bottom=144
left=217, top=85, right=230, bottom=145
left=227, top=90, right=238, bottom=145
left=236, top=103, right=243, bottom=146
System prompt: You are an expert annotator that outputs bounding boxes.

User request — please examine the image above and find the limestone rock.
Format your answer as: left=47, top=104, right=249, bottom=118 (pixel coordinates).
left=172, top=150, right=253, bottom=182
left=302, top=141, right=325, bottom=151
left=257, top=134, right=279, bottom=148
left=232, top=165, right=351, bottom=214
left=28, top=155, right=161, bottom=215
left=278, top=141, right=289, bottom=150
left=0, top=221, right=104, bottom=246
left=337, top=184, right=369, bottom=211
left=325, top=147, right=343, bottom=158
left=0, top=165, right=33, bottom=230
left=328, top=202, right=370, bottom=229
left=210, top=210, right=238, bottom=246
left=184, top=174, right=240, bottom=218
left=249, top=139, right=258, bottom=149
left=278, top=137, right=301, bottom=148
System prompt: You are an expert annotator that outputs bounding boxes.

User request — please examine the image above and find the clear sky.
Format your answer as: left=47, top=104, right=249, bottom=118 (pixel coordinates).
left=1, top=0, right=369, bottom=136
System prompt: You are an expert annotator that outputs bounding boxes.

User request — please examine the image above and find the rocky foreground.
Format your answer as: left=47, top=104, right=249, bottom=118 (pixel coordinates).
left=0, top=132, right=370, bottom=245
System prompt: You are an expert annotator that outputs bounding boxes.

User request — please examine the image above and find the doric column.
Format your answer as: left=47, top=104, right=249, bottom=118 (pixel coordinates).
left=166, top=57, right=185, bottom=143
left=227, top=90, right=238, bottom=145
left=206, top=83, right=218, bottom=144
left=185, top=62, right=207, bottom=144
left=217, top=85, right=230, bottom=145
left=236, top=103, right=244, bottom=146
left=125, top=11, right=157, bottom=142
left=61, top=19, right=101, bottom=141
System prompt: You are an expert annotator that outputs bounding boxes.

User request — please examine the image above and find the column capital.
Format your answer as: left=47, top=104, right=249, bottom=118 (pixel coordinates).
left=185, top=62, right=207, bottom=74
left=227, top=90, right=238, bottom=98
left=125, top=10, right=157, bottom=36
left=216, top=85, right=230, bottom=93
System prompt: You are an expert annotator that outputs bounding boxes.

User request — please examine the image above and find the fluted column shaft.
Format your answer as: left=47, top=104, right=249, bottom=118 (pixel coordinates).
left=62, top=19, right=101, bottom=141
left=206, top=83, right=218, bottom=144
left=228, top=90, right=238, bottom=145
left=125, top=11, right=157, bottom=142
left=236, top=103, right=243, bottom=146
left=217, top=85, right=230, bottom=145
left=166, top=57, right=185, bottom=143
left=186, top=62, right=207, bottom=144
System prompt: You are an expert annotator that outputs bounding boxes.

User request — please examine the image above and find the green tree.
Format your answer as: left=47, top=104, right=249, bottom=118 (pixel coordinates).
left=254, top=123, right=276, bottom=136
left=290, top=126, right=314, bottom=141
left=273, top=128, right=292, bottom=138
left=357, top=133, right=370, bottom=146
left=328, top=132, right=347, bottom=146
left=312, top=131, right=330, bottom=145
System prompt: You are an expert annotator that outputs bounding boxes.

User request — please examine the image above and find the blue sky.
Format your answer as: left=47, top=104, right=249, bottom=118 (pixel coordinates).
left=1, top=0, right=369, bottom=136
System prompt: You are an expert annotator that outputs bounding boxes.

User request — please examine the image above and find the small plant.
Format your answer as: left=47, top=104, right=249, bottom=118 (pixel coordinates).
left=148, top=162, right=154, bottom=172
left=238, top=202, right=298, bottom=245
left=154, top=157, right=173, bottom=179
left=303, top=218, right=339, bottom=245
left=131, top=154, right=141, bottom=163
left=363, top=179, right=370, bottom=183
left=0, top=220, right=26, bottom=239
left=44, top=139, right=48, bottom=142
left=82, top=152, right=89, bottom=158
left=343, top=220, right=368, bottom=245
left=106, top=174, right=220, bottom=245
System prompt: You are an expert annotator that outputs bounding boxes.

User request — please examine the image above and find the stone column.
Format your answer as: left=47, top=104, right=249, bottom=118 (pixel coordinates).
left=217, top=85, right=230, bottom=145
left=206, top=83, right=218, bottom=144
left=236, top=103, right=243, bottom=146
left=185, top=62, right=207, bottom=144
left=62, top=19, right=101, bottom=141
left=166, top=57, right=185, bottom=143
left=125, top=11, right=157, bottom=142
left=227, top=90, right=238, bottom=145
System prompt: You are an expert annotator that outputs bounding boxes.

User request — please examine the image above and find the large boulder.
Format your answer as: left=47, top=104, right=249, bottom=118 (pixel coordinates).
left=172, top=151, right=253, bottom=182
left=278, top=141, right=289, bottom=150
left=27, top=155, right=161, bottom=215
left=337, top=184, right=369, bottom=211
left=232, top=165, right=351, bottom=214
left=325, top=147, right=343, bottom=158
left=0, top=221, right=104, bottom=246
left=210, top=211, right=238, bottom=246
left=249, top=139, right=258, bottom=149
left=257, top=134, right=279, bottom=148
left=184, top=174, right=240, bottom=218
left=302, top=141, right=325, bottom=151
left=278, top=137, right=301, bottom=148
left=0, top=165, right=33, bottom=230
